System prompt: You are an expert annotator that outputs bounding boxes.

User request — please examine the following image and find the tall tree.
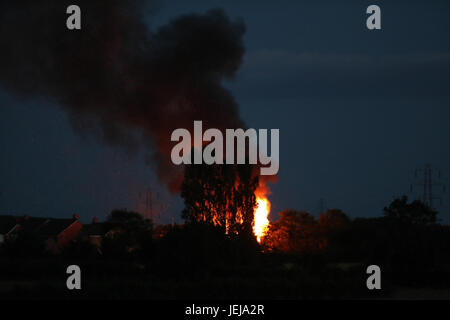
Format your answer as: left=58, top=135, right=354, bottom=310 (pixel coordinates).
left=181, top=162, right=258, bottom=237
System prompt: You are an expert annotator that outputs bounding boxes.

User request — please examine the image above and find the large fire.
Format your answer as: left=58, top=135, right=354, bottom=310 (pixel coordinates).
left=253, top=195, right=270, bottom=243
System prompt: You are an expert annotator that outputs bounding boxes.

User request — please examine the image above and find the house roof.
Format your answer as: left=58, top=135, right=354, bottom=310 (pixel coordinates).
left=0, top=215, right=19, bottom=234
left=18, top=217, right=50, bottom=233
left=36, top=218, right=79, bottom=237
left=1, top=215, right=80, bottom=238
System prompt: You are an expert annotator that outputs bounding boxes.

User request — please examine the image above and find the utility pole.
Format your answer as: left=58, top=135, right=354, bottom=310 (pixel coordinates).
left=138, top=186, right=168, bottom=224
left=146, top=188, right=152, bottom=219
left=318, top=197, right=327, bottom=215
left=410, top=164, right=446, bottom=209
left=142, top=187, right=164, bottom=223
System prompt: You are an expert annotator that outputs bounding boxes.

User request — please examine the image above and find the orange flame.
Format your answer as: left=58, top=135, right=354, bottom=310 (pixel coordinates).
left=253, top=194, right=270, bottom=243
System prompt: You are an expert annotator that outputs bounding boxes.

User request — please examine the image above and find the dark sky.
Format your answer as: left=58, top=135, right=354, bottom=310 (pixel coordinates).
left=1, top=0, right=450, bottom=223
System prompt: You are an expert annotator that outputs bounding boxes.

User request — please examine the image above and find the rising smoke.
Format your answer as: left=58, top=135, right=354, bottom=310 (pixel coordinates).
left=0, top=0, right=246, bottom=192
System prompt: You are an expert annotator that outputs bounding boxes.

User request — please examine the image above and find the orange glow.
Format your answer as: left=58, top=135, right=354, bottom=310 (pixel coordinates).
left=253, top=195, right=270, bottom=243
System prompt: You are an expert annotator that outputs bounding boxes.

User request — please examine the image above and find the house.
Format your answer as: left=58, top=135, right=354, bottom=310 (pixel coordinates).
left=0, top=215, right=19, bottom=245
left=0, top=214, right=83, bottom=253
left=14, top=215, right=48, bottom=236
left=36, top=214, right=83, bottom=253
left=79, top=217, right=109, bottom=249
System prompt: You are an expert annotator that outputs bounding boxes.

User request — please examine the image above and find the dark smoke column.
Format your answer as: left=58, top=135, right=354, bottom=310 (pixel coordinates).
left=0, top=0, right=246, bottom=192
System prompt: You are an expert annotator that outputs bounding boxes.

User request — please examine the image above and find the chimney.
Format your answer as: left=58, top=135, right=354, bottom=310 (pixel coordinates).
left=73, top=213, right=79, bottom=220
left=92, top=217, right=98, bottom=224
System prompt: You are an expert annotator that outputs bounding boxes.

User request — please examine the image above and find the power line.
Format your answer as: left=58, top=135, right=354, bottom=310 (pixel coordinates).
left=410, top=163, right=446, bottom=209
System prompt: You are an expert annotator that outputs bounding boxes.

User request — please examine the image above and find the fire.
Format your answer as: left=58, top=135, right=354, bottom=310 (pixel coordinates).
left=253, top=195, right=270, bottom=243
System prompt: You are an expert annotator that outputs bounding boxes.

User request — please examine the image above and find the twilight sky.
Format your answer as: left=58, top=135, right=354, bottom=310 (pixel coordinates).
left=1, top=0, right=450, bottom=223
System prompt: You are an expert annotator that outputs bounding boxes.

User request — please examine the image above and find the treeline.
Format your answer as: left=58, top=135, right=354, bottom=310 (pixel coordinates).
left=263, top=195, right=450, bottom=289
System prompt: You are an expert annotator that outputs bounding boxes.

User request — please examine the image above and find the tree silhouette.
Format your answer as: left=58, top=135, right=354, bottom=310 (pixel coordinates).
left=181, top=162, right=258, bottom=237
left=102, top=209, right=153, bottom=258
left=318, top=209, right=350, bottom=232
left=265, top=210, right=322, bottom=253
left=383, top=195, right=437, bottom=225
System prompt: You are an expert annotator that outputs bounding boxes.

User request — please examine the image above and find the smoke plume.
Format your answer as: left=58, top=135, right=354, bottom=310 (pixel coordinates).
left=0, top=0, right=246, bottom=192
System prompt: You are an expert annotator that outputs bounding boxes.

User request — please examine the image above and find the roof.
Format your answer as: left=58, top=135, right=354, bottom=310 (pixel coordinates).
left=1, top=216, right=79, bottom=238
left=36, top=218, right=79, bottom=237
left=0, top=215, right=19, bottom=234
left=18, top=217, right=50, bottom=233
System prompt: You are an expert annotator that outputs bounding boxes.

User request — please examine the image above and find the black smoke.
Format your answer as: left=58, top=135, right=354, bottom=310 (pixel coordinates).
left=0, top=0, right=246, bottom=192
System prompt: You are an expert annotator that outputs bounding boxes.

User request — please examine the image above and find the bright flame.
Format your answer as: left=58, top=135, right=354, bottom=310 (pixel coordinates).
left=253, top=196, right=270, bottom=243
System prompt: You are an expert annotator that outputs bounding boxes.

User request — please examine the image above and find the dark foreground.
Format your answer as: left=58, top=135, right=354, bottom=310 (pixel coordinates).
left=1, top=216, right=450, bottom=299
